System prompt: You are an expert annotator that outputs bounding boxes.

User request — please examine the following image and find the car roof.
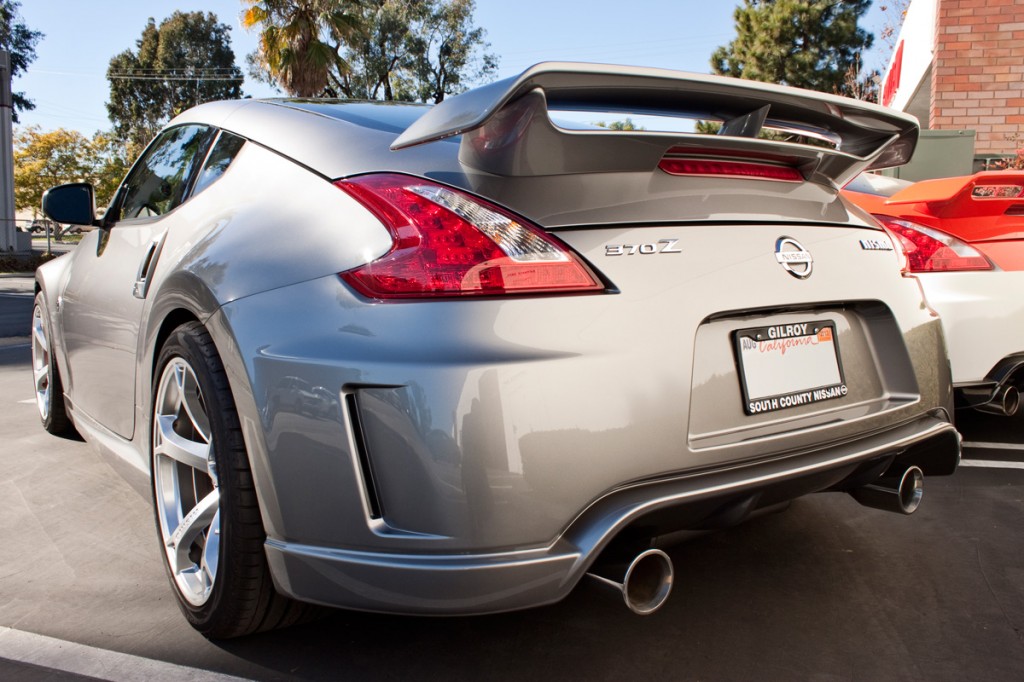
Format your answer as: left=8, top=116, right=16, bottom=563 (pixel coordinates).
left=168, top=98, right=461, bottom=180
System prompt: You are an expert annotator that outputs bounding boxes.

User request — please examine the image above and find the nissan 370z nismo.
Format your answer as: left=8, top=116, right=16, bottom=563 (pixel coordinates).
left=33, top=63, right=960, bottom=638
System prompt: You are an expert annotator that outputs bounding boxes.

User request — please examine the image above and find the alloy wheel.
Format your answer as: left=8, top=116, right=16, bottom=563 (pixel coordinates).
left=153, top=357, right=221, bottom=606
left=31, top=304, right=50, bottom=421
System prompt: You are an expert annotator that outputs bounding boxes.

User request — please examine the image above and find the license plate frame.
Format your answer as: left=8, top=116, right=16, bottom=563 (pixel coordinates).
left=734, top=321, right=848, bottom=415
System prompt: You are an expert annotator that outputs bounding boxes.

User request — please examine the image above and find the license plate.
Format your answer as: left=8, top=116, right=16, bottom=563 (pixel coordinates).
left=734, top=321, right=848, bottom=415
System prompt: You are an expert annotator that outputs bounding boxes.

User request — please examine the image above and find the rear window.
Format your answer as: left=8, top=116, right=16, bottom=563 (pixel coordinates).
left=191, top=131, right=246, bottom=198
left=548, top=110, right=841, bottom=150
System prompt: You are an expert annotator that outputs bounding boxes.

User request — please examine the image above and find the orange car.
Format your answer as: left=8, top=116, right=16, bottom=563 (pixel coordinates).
left=843, top=172, right=1024, bottom=416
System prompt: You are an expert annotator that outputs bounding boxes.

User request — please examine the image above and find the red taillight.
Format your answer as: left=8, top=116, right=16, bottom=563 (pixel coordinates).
left=658, top=158, right=802, bottom=182
left=872, top=215, right=993, bottom=272
left=335, top=174, right=603, bottom=299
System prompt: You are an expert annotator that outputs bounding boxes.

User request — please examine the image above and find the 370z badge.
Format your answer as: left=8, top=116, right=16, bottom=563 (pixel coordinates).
left=605, top=238, right=682, bottom=256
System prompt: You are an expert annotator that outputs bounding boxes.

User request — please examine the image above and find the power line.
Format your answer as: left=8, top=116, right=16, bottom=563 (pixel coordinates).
left=107, top=67, right=241, bottom=72
left=107, top=75, right=243, bottom=82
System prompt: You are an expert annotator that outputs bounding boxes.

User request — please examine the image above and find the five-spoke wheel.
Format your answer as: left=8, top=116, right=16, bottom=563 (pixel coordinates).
left=152, top=322, right=311, bottom=638
left=153, top=356, right=221, bottom=606
left=31, top=294, right=72, bottom=435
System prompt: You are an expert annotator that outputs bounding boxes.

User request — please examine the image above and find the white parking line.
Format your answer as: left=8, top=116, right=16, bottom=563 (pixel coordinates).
left=962, top=441, right=1024, bottom=451
left=17, top=399, right=34, bottom=404
left=0, top=626, right=250, bottom=682
left=959, top=459, right=1024, bottom=470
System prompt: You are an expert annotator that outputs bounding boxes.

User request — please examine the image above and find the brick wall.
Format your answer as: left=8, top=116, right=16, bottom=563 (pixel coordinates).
left=931, top=0, right=1024, bottom=155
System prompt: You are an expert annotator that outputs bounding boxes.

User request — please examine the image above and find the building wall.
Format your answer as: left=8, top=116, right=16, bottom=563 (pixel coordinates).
left=931, top=0, right=1024, bottom=155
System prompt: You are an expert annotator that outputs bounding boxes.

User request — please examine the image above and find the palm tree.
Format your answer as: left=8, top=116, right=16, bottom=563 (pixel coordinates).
left=242, top=0, right=360, bottom=97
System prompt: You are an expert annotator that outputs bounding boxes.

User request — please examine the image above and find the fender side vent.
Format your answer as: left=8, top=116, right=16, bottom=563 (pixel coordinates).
left=1004, top=203, right=1024, bottom=216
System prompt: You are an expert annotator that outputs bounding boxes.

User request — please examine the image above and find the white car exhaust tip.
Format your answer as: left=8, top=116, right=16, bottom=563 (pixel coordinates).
left=974, top=384, right=1020, bottom=417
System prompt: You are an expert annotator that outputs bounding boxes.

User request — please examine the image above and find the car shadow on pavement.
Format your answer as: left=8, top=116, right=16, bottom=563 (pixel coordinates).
left=207, top=485, right=1024, bottom=681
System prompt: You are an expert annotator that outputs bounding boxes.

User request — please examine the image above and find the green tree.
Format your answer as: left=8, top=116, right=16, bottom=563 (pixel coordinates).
left=14, top=127, right=94, bottom=217
left=408, top=0, right=498, bottom=103
left=244, top=0, right=497, bottom=103
left=107, top=11, right=243, bottom=152
left=0, top=0, right=42, bottom=123
left=338, top=0, right=427, bottom=101
left=90, top=132, right=132, bottom=209
left=594, top=118, right=644, bottom=131
left=242, top=0, right=359, bottom=97
left=711, top=0, right=873, bottom=97
left=15, top=127, right=134, bottom=216
left=342, top=0, right=497, bottom=103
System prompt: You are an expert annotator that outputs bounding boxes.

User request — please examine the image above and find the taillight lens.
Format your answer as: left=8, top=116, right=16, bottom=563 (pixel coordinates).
left=335, top=174, right=603, bottom=298
left=873, top=215, right=993, bottom=272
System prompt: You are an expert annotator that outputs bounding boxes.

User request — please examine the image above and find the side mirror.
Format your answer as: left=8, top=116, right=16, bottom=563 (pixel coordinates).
left=41, top=182, right=97, bottom=226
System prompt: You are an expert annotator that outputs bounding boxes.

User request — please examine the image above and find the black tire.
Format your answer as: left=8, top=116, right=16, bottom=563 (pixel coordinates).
left=31, top=293, right=74, bottom=436
left=152, top=321, right=313, bottom=639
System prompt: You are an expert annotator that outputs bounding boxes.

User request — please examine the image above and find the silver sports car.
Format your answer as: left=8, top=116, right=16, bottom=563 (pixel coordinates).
left=34, top=63, right=960, bottom=638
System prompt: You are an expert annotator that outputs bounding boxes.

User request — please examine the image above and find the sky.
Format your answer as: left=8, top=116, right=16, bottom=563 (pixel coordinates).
left=14, top=0, right=895, bottom=136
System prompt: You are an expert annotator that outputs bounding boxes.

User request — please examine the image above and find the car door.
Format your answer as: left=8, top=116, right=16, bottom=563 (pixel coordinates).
left=60, top=124, right=215, bottom=439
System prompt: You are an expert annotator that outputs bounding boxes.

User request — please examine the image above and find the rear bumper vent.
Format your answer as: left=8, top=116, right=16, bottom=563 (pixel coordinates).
left=345, top=392, right=383, bottom=519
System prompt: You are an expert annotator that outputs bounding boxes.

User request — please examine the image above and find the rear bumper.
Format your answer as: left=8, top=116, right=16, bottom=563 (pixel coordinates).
left=917, top=270, right=1024, bottom=384
left=265, top=414, right=959, bottom=615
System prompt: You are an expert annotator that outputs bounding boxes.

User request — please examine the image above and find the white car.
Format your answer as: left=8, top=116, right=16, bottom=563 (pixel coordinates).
left=844, top=171, right=1024, bottom=417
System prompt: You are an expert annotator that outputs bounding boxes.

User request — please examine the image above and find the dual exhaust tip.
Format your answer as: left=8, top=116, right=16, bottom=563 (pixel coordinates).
left=961, top=383, right=1020, bottom=417
left=975, top=384, right=1020, bottom=417
left=586, top=549, right=674, bottom=615
left=587, top=465, right=926, bottom=615
left=849, top=465, right=924, bottom=515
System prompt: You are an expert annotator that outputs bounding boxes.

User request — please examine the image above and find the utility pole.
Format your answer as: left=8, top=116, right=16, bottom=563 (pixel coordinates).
left=0, top=50, right=17, bottom=253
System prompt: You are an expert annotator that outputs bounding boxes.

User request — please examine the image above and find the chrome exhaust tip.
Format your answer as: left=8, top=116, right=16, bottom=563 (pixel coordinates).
left=850, top=465, right=924, bottom=515
left=587, top=548, right=674, bottom=615
left=975, top=384, right=1019, bottom=417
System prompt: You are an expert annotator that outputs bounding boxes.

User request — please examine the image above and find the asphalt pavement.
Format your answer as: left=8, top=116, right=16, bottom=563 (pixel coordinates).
left=0, top=276, right=1022, bottom=681
left=0, top=273, right=34, bottom=341
left=0, top=237, right=78, bottom=340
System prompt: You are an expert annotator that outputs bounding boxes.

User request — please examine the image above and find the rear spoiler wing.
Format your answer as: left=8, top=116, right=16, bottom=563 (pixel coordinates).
left=391, top=62, right=919, bottom=189
left=886, top=171, right=1024, bottom=217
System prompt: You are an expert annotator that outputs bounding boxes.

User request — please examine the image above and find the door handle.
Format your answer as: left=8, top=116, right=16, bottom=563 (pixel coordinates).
left=133, top=235, right=165, bottom=299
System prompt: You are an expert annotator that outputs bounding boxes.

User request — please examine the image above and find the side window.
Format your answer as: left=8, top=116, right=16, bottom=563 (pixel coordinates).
left=117, top=125, right=214, bottom=221
left=191, top=132, right=246, bottom=198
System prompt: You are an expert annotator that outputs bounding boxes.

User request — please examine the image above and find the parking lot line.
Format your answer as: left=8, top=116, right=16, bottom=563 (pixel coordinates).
left=962, top=441, right=1024, bottom=451
left=0, top=627, right=249, bottom=682
left=959, top=459, right=1024, bottom=470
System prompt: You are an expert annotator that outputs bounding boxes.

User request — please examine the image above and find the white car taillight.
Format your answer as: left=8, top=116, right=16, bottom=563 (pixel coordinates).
left=872, top=215, right=993, bottom=273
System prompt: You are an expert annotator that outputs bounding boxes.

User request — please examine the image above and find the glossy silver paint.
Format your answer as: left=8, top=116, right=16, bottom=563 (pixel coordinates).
left=34, top=63, right=959, bottom=617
